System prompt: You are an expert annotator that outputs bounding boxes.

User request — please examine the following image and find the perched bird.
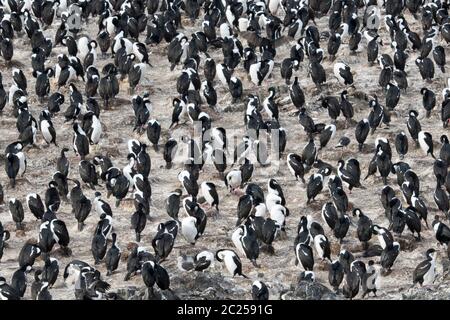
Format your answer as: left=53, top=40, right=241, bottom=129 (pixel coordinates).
left=252, top=281, right=269, bottom=300
left=413, top=249, right=437, bottom=287
left=177, top=251, right=215, bottom=272
left=216, top=249, right=248, bottom=278
left=9, top=198, right=24, bottom=230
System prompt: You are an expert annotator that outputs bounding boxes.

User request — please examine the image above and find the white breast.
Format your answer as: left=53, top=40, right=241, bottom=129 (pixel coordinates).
left=418, top=132, right=429, bottom=155
left=41, top=120, right=53, bottom=143
left=90, top=115, right=102, bottom=144
left=313, top=236, right=324, bottom=258
left=232, top=229, right=245, bottom=256
left=269, top=205, right=286, bottom=227
left=254, top=203, right=267, bottom=218
left=423, top=261, right=436, bottom=285
left=216, top=65, right=228, bottom=86
left=181, top=217, right=197, bottom=243
left=249, top=63, right=261, bottom=85
left=201, top=183, right=215, bottom=205
left=223, top=253, right=238, bottom=276
left=17, top=152, right=26, bottom=176
left=238, top=18, right=249, bottom=32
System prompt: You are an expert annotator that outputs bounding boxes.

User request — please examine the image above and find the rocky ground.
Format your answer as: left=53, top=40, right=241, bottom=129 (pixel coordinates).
left=0, top=5, right=450, bottom=300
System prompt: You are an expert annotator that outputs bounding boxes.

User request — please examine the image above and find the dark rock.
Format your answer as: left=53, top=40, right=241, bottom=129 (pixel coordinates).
left=117, top=287, right=138, bottom=299
left=281, top=280, right=340, bottom=300
left=296, top=281, right=339, bottom=300
left=402, top=287, right=450, bottom=300
left=170, top=272, right=247, bottom=299
left=396, top=237, right=419, bottom=252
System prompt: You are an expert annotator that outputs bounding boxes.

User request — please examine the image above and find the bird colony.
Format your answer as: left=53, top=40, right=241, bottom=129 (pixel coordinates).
left=0, top=0, right=449, bottom=301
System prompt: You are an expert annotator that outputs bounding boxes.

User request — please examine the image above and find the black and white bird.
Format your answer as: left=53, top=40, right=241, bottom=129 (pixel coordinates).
left=420, top=88, right=436, bottom=118
left=418, top=131, right=435, bottom=159
left=0, top=222, right=10, bottom=261
left=225, top=170, right=243, bottom=193
left=5, top=150, right=26, bottom=188
left=91, top=225, right=107, bottom=265
left=353, top=208, right=373, bottom=250
left=147, top=120, right=161, bottom=151
left=39, top=110, right=57, bottom=146
left=295, top=243, right=314, bottom=271
left=9, top=198, right=24, bottom=230
left=215, top=249, right=248, bottom=278
left=380, top=242, right=401, bottom=273
left=307, top=172, right=325, bottom=204
left=252, top=280, right=269, bottom=300
left=141, top=260, right=170, bottom=294
left=34, top=68, right=54, bottom=103
left=181, top=215, right=199, bottom=245
left=407, top=110, right=422, bottom=145
left=432, top=216, right=450, bottom=248
left=319, top=124, right=336, bottom=150
left=131, top=203, right=147, bottom=242
left=361, top=260, right=378, bottom=298
left=334, top=62, right=353, bottom=86
left=201, top=182, right=219, bottom=212
left=232, top=224, right=260, bottom=267
left=313, top=234, right=331, bottom=262
left=0, top=277, right=20, bottom=300
left=434, top=184, right=449, bottom=216
left=415, top=57, right=434, bottom=81
left=328, top=259, right=344, bottom=292
left=287, top=153, right=305, bottom=183
left=100, top=232, right=119, bottom=277
left=355, top=119, right=370, bottom=151
left=289, top=77, right=305, bottom=111
left=72, top=123, right=90, bottom=160
left=70, top=180, right=92, bottom=231
left=337, top=159, right=362, bottom=192
left=177, top=250, right=215, bottom=272
left=41, top=257, right=59, bottom=288
left=79, top=160, right=99, bottom=190
left=93, top=192, right=112, bottom=217
left=152, top=222, right=177, bottom=262
left=395, top=132, right=408, bottom=160
left=163, top=138, right=178, bottom=169
left=342, top=270, right=360, bottom=300
left=26, top=193, right=45, bottom=220
left=413, top=249, right=437, bottom=287
left=11, top=265, right=31, bottom=297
